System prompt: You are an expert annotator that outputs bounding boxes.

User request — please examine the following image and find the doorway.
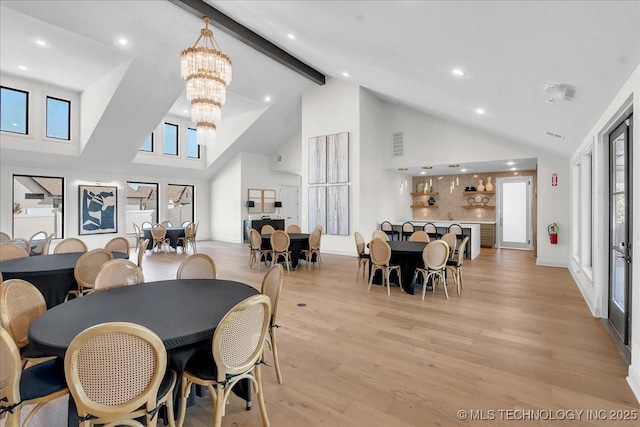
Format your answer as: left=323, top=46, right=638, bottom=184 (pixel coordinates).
left=608, top=114, right=633, bottom=347
left=497, top=177, right=532, bottom=249
left=279, top=185, right=299, bottom=229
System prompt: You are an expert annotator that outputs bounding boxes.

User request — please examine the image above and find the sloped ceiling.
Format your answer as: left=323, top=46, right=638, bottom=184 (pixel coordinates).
left=0, top=1, right=638, bottom=179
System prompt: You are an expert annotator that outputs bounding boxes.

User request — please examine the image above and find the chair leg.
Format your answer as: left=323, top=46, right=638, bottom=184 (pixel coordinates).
left=270, top=327, right=283, bottom=384
left=177, top=376, right=192, bottom=427
left=367, top=266, right=377, bottom=291
left=421, top=271, right=429, bottom=300
left=255, top=365, right=271, bottom=427
left=440, top=271, right=449, bottom=299
left=384, top=268, right=391, bottom=296
left=213, top=385, right=225, bottom=427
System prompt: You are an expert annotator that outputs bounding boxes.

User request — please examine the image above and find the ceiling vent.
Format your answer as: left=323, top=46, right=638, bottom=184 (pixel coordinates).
left=546, top=131, right=565, bottom=139
left=545, top=84, right=574, bottom=103
left=392, top=132, right=404, bottom=157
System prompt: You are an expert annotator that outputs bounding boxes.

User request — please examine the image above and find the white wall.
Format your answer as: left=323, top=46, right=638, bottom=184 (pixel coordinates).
left=0, top=164, right=211, bottom=249
left=569, top=65, right=639, bottom=402
left=212, top=151, right=302, bottom=243
left=270, top=130, right=302, bottom=175
left=380, top=102, right=570, bottom=266
left=301, top=78, right=360, bottom=255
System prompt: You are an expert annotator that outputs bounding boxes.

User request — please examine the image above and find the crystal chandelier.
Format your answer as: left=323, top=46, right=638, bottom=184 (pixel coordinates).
left=181, top=17, right=232, bottom=146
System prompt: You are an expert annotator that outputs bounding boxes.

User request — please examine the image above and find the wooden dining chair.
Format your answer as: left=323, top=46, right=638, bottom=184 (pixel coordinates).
left=446, top=236, right=469, bottom=295
left=64, top=322, right=176, bottom=427
left=27, top=231, right=47, bottom=255
left=409, top=230, right=430, bottom=242
left=0, top=327, right=68, bottom=427
left=181, top=220, right=191, bottom=227
left=53, top=237, right=88, bottom=254
left=371, top=229, right=389, bottom=241
left=161, top=220, right=174, bottom=227
left=150, top=224, right=170, bottom=253
left=94, top=259, right=145, bottom=292
left=177, top=222, right=196, bottom=253
left=104, top=236, right=131, bottom=254
left=367, top=237, right=402, bottom=296
left=137, top=238, right=150, bottom=271
left=7, top=239, right=30, bottom=255
left=448, top=223, right=464, bottom=255
left=71, top=249, right=114, bottom=298
left=249, top=228, right=270, bottom=271
left=286, top=224, right=301, bottom=233
left=176, top=253, right=217, bottom=279
left=354, top=231, right=370, bottom=281
left=141, top=221, right=153, bottom=229
left=261, top=264, right=284, bottom=384
left=270, top=230, right=291, bottom=273
left=0, top=242, right=29, bottom=262
left=415, top=240, right=450, bottom=300
left=0, top=231, right=10, bottom=243
left=0, top=279, right=54, bottom=367
left=178, top=295, right=271, bottom=427
left=261, top=224, right=276, bottom=234
left=440, top=232, right=457, bottom=258
left=40, top=233, right=54, bottom=255
left=423, top=222, right=439, bottom=240
left=301, top=228, right=322, bottom=270
left=133, top=223, right=144, bottom=251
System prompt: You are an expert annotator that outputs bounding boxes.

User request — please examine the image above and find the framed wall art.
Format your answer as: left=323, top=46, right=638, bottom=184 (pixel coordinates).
left=327, top=185, right=349, bottom=235
left=327, top=132, right=349, bottom=183
left=308, top=135, right=327, bottom=184
left=308, top=186, right=327, bottom=231
left=79, top=185, right=117, bottom=235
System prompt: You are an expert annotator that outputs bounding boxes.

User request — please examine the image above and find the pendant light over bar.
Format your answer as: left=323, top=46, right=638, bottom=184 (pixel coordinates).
left=181, top=16, right=232, bottom=146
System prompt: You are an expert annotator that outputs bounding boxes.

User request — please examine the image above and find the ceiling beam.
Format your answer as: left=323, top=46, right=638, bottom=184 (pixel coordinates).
left=170, top=0, right=326, bottom=85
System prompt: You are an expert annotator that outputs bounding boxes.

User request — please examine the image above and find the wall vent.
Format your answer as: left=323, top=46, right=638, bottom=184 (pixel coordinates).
left=392, top=132, right=404, bottom=157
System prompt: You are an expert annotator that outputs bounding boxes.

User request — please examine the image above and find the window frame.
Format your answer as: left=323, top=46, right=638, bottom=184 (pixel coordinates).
left=140, top=133, right=154, bottom=153
left=168, top=184, right=195, bottom=226
left=0, top=85, right=29, bottom=135
left=186, top=127, right=201, bottom=159
left=45, top=95, right=71, bottom=141
left=12, top=174, right=65, bottom=239
left=163, top=122, right=179, bottom=156
left=125, top=181, right=160, bottom=234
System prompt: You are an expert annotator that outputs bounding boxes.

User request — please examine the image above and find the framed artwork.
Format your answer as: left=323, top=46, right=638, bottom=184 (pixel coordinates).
left=327, top=185, right=349, bottom=235
left=327, top=132, right=349, bottom=183
left=248, top=189, right=262, bottom=214
left=308, top=186, right=326, bottom=231
left=308, top=135, right=327, bottom=184
left=262, top=189, right=276, bottom=213
left=79, top=185, right=117, bottom=235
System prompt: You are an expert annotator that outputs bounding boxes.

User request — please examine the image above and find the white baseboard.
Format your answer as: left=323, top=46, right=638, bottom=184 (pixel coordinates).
left=535, top=260, right=568, bottom=268
left=627, top=365, right=640, bottom=404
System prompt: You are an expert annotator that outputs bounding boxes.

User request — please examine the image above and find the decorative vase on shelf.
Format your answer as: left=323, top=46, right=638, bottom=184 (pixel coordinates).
left=428, top=197, right=435, bottom=206
left=477, top=180, right=485, bottom=192
left=423, top=183, right=428, bottom=194
left=485, top=176, right=493, bottom=192
left=416, top=181, right=424, bottom=193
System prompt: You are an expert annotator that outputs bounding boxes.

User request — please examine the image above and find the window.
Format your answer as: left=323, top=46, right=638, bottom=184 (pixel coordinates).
left=13, top=175, right=64, bottom=239
left=126, top=182, right=159, bottom=234
left=140, top=133, right=154, bottom=152
left=187, top=127, right=200, bottom=159
left=46, top=96, right=71, bottom=140
left=1, top=86, right=28, bottom=135
left=168, top=184, right=195, bottom=225
left=164, top=123, right=178, bottom=156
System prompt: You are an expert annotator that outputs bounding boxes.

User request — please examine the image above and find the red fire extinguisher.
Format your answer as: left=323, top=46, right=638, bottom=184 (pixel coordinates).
left=548, top=223, right=558, bottom=244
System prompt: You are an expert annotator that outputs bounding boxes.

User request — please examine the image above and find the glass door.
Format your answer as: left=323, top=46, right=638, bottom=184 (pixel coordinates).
left=497, top=177, right=532, bottom=249
left=609, top=115, right=633, bottom=344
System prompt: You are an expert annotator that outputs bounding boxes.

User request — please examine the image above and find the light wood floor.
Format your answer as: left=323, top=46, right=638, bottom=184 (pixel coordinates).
left=14, top=240, right=640, bottom=426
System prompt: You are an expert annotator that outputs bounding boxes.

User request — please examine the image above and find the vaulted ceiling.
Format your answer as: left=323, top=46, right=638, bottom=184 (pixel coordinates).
left=1, top=1, right=638, bottom=179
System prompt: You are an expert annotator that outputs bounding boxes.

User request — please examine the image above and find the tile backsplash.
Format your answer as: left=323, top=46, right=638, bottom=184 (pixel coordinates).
left=411, top=170, right=537, bottom=222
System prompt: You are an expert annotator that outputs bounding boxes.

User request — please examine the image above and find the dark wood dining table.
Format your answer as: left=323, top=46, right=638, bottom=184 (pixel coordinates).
left=0, top=251, right=128, bottom=308
left=261, top=232, right=310, bottom=269
left=29, top=278, right=259, bottom=426
left=143, top=226, right=186, bottom=250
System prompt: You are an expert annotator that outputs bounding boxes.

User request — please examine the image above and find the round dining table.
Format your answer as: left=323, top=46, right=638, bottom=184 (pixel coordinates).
left=369, top=241, right=428, bottom=295
left=29, top=278, right=259, bottom=426
left=0, top=251, right=128, bottom=308
left=261, top=232, right=310, bottom=269
left=143, top=226, right=186, bottom=251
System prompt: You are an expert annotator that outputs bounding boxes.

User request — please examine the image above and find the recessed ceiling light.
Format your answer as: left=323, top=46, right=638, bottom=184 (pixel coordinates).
left=510, top=167, right=517, bottom=171
left=18, top=65, right=27, bottom=71
left=287, top=33, right=295, bottom=40
left=34, top=40, right=48, bottom=47
left=451, top=68, right=465, bottom=76
left=461, top=168, right=467, bottom=172
left=182, top=109, right=189, bottom=114
left=507, top=161, right=515, bottom=165
left=117, top=38, right=129, bottom=46
left=475, top=108, right=485, bottom=115
left=264, top=96, right=271, bottom=103
left=342, top=71, right=349, bottom=77
left=420, top=171, right=426, bottom=175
